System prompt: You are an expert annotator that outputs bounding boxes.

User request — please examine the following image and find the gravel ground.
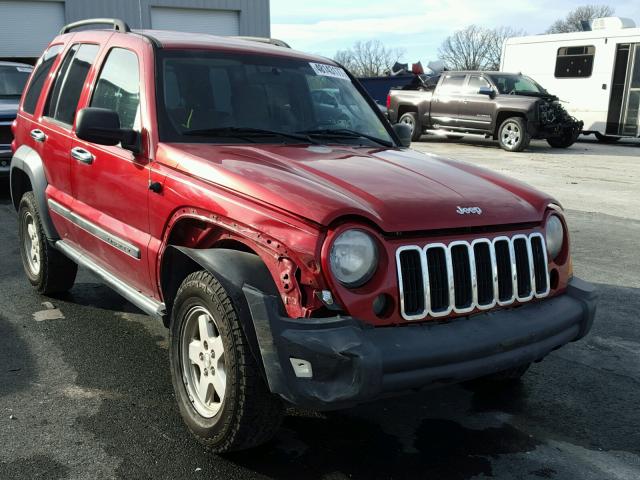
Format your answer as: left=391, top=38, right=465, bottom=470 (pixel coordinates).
left=1, top=136, right=639, bottom=479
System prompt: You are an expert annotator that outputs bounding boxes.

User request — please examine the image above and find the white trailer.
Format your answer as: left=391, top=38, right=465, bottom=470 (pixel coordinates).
left=501, top=17, right=640, bottom=141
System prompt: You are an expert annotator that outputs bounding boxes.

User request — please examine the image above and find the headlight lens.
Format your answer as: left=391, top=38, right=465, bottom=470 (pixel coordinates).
left=546, top=214, right=564, bottom=260
left=329, top=229, right=378, bottom=287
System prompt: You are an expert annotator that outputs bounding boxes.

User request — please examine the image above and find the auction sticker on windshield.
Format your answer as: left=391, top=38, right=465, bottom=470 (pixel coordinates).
left=310, top=63, right=350, bottom=80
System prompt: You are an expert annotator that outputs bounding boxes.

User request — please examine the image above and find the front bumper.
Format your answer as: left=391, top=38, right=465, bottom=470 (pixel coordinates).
left=244, top=277, right=596, bottom=410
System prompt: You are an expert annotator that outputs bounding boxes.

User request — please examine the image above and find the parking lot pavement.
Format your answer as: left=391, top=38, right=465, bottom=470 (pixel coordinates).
left=1, top=138, right=640, bottom=480
left=411, top=136, right=640, bottom=221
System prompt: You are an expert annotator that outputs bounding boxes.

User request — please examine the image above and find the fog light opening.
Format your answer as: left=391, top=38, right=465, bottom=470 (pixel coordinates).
left=290, top=358, right=313, bottom=379
left=373, top=293, right=393, bottom=318
left=550, top=269, right=559, bottom=290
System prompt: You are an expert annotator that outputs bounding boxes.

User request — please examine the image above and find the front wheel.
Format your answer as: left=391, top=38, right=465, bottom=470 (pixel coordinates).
left=398, top=112, right=423, bottom=142
left=18, top=191, right=77, bottom=294
left=169, top=271, right=283, bottom=453
left=498, top=117, right=530, bottom=152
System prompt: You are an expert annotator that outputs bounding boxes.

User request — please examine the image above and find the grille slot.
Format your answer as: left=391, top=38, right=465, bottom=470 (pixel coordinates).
left=398, top=248, right=425, bottom=316
left=426, top=246, right=449, bottom=313
left=396, top=233, right=550, bottom=320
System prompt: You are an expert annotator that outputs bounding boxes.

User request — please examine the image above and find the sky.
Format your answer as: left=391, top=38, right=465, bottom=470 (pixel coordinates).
left=271, top=0, right=640, bottom=64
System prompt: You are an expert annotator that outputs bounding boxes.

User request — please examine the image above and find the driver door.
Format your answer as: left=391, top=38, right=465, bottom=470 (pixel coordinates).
left=459, top=74, right=495, bottom=131
left=70, top=45, right=154, bottom=296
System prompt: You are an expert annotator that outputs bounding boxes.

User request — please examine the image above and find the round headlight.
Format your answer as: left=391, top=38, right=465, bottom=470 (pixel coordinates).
left=329, top=229, right=378, bottom=287
left=546, top=214, right=564, bottom=260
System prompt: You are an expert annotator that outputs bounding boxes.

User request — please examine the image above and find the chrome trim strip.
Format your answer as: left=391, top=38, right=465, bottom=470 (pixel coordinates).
left=55, top=240, right=165, bottom=318
left=396, top=233, right=550, bottom=321
left=48, top=199, right=141, bottom=259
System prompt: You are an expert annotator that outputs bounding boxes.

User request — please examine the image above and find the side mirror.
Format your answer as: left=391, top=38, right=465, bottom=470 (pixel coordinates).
left=75, top=107, right=139, bottom=153
left=478, top=86, right=495, bottom=98
left=393, top=123, right=412, bottom=148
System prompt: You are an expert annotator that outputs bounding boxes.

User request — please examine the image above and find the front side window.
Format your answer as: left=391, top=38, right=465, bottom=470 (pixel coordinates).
left=45, top=43, right=99, bottom=126
left=465, top=75, right=491, bottom=94
left=157, top=51, right=394, bottom=146
left=90, top=48, right=140, bottom=130
left=555, top=45, right=595, bottom=78
left=22, top=45, right=62, bottom=114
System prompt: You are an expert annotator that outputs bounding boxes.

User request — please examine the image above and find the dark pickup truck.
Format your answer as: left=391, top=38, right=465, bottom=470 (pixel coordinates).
left=387, top=71, right=583, bottom=151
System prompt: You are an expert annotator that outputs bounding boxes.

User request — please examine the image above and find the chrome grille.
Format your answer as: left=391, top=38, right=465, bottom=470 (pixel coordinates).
left=396, top=233, right=550, bottom=321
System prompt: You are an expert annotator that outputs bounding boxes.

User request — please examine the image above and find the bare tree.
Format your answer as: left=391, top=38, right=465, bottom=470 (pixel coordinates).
left=334, top=40, right=405, bottom=77
left=438, top=25, right=525, bottom=71
left=546, top=4, right=615, bottom=33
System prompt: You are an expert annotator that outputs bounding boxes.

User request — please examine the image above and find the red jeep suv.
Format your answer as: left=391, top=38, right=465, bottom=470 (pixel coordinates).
left=10, top=19, right=596, bottom=452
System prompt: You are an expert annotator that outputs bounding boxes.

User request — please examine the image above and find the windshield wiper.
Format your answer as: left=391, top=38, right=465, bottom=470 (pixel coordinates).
left=296, top=128, right=393, bottom=147
left=182, top=127, right=319, bottom=144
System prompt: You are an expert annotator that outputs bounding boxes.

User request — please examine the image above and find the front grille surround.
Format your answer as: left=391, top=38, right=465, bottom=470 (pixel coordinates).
left=396, top=233, right=550, bottom=321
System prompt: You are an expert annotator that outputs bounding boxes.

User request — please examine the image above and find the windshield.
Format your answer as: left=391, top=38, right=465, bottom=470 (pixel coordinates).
left=0, top=65, right=32, bottom=97
left=488, top=74, right=546, bottom=95
left=156, top=50, right=394, bottom=146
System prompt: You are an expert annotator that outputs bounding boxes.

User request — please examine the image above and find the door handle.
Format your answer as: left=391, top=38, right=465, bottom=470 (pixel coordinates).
left=71, top=147, right=94, bottom=165
left=30, top=129, right=46, bottom=142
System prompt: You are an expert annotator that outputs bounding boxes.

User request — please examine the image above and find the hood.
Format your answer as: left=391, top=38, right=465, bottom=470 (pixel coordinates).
left=161, top=143, right=555, bottom=232
left=0, top=97, right=19, bottom=120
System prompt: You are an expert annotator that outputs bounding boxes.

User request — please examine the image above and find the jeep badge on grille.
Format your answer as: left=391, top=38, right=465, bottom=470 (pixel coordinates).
left=456, top=206, right=483, bottom=215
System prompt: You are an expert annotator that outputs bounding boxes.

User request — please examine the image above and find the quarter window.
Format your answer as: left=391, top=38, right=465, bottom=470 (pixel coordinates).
left=45, top=44, right=99, bottom=126
left=555, top=46, right=595, bottom=78
left=22, top=45, right=63, bottom=114
left=91, top=48, right=141, bottom=130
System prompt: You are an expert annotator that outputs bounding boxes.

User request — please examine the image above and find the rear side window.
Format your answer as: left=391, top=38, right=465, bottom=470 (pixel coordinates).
left=90, top=48, right=140, bottom=130
left=439, top=74, right=465, bottom=94
left=555, top=46, right=595, bottom=78
left=22, top=45, right=63, bottom=114
left=45, top=43, right=99, bottom=126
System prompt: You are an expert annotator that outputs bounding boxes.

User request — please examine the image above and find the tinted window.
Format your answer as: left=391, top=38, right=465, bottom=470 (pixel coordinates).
left=45, top=44, right=99, bottom=126
left=439, top=74, right=465, bottom=94
left=465, top=75, right=491, bottom=93
left=91, top=48, right=140, bottom=130
left=157, top=51, right=393, bottom=146
left=22, top=45, right=62, bottom=114
left=0, top=65, right=32, bottom=97
left=555, top=45, right=595, bottom=78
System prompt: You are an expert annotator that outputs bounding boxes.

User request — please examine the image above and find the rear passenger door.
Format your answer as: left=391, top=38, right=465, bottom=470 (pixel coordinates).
left=39, top=43, right=100, bottom=239
left=459, top=74, right=495, bottom=131
left=69, top=46, right=153, bottom=296
left=430, top=73, right=466, bottom=128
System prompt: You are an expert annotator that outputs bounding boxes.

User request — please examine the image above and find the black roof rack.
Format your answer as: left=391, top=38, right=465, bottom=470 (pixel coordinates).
left=60, top=18, right=130, bottom=35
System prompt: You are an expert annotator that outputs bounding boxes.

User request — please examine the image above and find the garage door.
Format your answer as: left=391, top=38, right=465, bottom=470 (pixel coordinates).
left=0, top=1, right=65, bottom=57
left=151, top=7, right=240, bottom=36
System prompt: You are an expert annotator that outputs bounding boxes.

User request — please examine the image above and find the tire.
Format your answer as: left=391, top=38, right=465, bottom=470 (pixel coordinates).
left=398, top=112, right=423, bottom=142
left=18, top=191, right=77, bottom=295
left=498, top=117, right=530, bottom=152
left=594, top=133, right=621, bottom=143
left=169, top=270, right=283, bottom=453
left=547, top=130, right=578, bottom=148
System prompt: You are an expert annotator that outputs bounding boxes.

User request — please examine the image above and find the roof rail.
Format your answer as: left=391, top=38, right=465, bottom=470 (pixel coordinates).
left=233, top=36, right=291, bottom=48
left=60, top=18, right=130, bottom=35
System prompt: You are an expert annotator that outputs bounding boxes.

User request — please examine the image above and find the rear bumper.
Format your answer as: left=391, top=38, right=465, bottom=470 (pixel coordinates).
left=244, top=277, right=597, bottom=410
